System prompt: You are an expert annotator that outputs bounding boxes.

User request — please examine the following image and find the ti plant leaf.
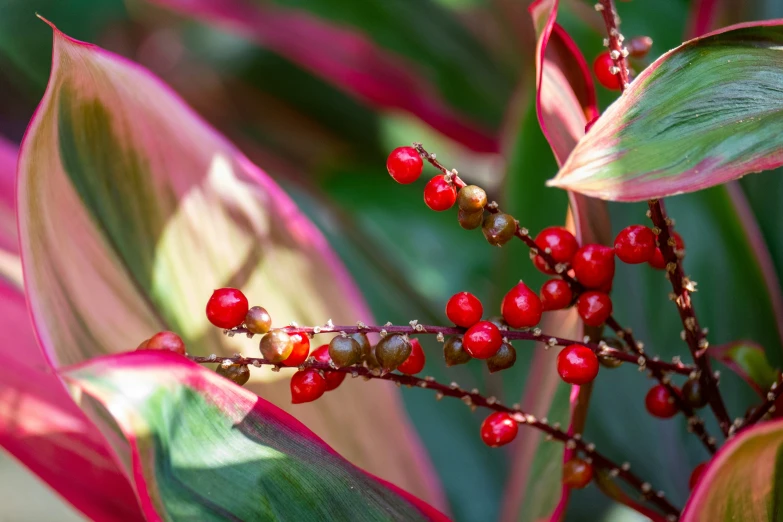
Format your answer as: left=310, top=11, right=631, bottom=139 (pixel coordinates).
left=711, top=341, right=780, bottom=397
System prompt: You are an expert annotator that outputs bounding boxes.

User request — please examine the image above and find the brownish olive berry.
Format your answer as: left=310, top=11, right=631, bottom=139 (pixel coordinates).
left=482, top=213, right=517, bottom=246
left=443, top=336, right=472, bottom=367
left=216, top=362, right=250, bottom=386
left=145, top=331, right=186, bottom=355
left=487, top=316, right=509, bottom=331
left=259, top=330, right=293, bottom=362
left=245, top=306, right=272, bottom=334
left=487, top=342, right=516, bottom=373
left=598, top=338, right=624, bottom=368
left=562, top=458, right=593, bottom=489
left=329, top=335, right=362, bottom=368
left=352, top=332, right=378, bottom=369
left=682, top=377, right=708, bottom=409
left=457, top=185, right=488, bottom=212
left=458, top=209, right=484, bottom=230
left=375, top=334, right=412, bottom=371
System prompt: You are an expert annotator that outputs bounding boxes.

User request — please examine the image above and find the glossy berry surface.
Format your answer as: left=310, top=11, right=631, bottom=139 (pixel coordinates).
left=311, top=345, right=346, bottom=390
left=206, top=288, right=249, bottom=329
left=562, top=458, right=594, bottom=489
left=576, top=291, right=613, bottom=327
left=501, top=282, right=543, bottom=328
left=689, top=462, right=707, bottom=490
left=540, top=279, right=573, bottom=311
left=446, top=292, right=483, bottom=328
left=282, top=331, right=311, bottom=367
left=572, top=244, right=616, bottom=289
left=557, top=344, right=599, bottom=385
left=144, top=331, right=186, bottom=355
left=290, top=369, right=327, bottom=404
left=463, top=321, right=503, bottom=359
left=386, top=146, right=423, bottom=184
left=649, top=232, right=684, bottom=270
left=397, top=338, right=426, bottom=375
left=645, top=384, right=679, bottom=418
left=533, top=227, right=579, bottom=274
left=614, top=225, right=656, bottom=264
left=480, top=412, right=518, bottom=447
left=482, top=213, right=516, bottom=246
left=423, top=175, right=457, bottom=211
left=593, top=51, right=622, bottom=90
left=245, top=306, right=272, bottom=335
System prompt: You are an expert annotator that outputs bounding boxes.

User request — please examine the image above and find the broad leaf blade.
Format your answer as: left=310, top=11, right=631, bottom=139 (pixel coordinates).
left=63, top=351, right=448, bottom=521
left=17, top=22, right=444, bottom=502
left=549, top=21, right=783, bottom=201
left=711, top=341, right=780, bottom=397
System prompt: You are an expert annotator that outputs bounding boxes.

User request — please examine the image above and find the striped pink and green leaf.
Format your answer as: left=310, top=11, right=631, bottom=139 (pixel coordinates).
left=549, top=21, right=783, bottom=201
left=711, top=341, right=780, bottom=397
left=63, top=350, right=448, bottom=521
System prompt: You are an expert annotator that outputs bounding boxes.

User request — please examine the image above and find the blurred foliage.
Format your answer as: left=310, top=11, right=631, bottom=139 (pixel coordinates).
left=2, top=0, right=783, bottom=521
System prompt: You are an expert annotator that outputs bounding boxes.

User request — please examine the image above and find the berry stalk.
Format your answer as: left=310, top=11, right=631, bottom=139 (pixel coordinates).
left=735, top=373, right=783, bottom=435
left=191, top=354, right=681, bottom=518
left=596, top=0, right=631, bottom=90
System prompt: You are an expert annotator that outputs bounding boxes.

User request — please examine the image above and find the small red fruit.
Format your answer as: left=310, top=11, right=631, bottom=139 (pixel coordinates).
left=557, top=345, right=599, bottom=385
left=144, top=331, right=186, bottom=355
left=290, top=369, right=327, bottom=404
left=463, top=321, right=503, bottom=359
left=614, top=225, right=656, bottom=264
left=446, top=292, right=483, bottom=328
left=206, top=288, right=249, bottom=329
left=563, top=458, right=594, bottom=489
left=593, top=51, right=622, bottom=90
left=397, top=338, right=426, bottom=375
left=576, top=291, right=613, bottom=327
left=533, top=227, right=579, bottom=274
left=480, top=412, right=518, bottom=447
left=572, top=244, right=616, bottom=289
left=645, top=384, right=679, bottom=418
left=386, top=146, right=423, bottom=184
left=424, top=175, right=457, bottom=212
left=311, top=344, right=346, bottom=391
left=501, top=282, right=543, bottom=328
left=282, top=331, right=311, bottom=367
left=649, top=232, right=684, bottom=270
left=689, top=462, right=707, bottom=490
left=540, top=279, right=573, bottom=311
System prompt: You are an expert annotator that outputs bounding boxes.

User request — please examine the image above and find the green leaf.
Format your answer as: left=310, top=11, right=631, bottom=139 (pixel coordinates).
left=549, top=21, right=783, bottom=201
left=63, top=351, right=448, bottom=521
left=711, top=341, right=780, bottom=396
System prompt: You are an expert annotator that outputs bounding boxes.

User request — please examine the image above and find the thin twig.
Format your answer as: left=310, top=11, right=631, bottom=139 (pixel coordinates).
left=735, top=374, right=783, bottom=435
left=192, top=354, right=681, bottom=517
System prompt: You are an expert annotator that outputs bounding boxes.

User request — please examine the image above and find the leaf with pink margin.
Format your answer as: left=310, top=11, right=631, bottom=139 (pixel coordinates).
left=500, top=2, right=609, bottom=520
left=549, top=20, right=783, bottom=201
left=147, top=0, right=498, bottom=153
left=711, top=341, right=780, bottom=398
left=17, top=21, right=445, bottom=507
left=62, top=350, right=449, bottom=521
left=682, top=418, right=783, bottom=521
left=0, top=137, right=18, bottom=256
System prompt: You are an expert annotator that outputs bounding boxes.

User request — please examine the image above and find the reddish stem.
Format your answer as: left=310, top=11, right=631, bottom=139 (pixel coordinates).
left=597, top=0, right=631, bottom=89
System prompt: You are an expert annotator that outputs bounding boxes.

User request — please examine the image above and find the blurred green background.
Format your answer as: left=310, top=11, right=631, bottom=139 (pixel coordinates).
left=3, top=0, right=783, bottom=520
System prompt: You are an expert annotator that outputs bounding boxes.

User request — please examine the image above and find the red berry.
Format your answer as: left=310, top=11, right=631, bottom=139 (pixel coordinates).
left=282, top=331, right=311, bottom=367
left=206, top=288, right=249, bottom=329
left=463, top=321, right=503, bottom=359
left=563, top=458, right=594, bottom=489
left=576, top=291, right=613, bottom=327
left=649, top=248, right=666, bottom=269
left=572, top=244, right=615, bottom=289
left=290, top=369, right=327, bottom=404
left=540, top=279, right=573, bottom=311
left=614, top=225, right=656, bottom=264
left=311, top=344, right=346, bottom=390
left=446, top=292, right=483, bottom=328
left=501, top=282, right=543, bottom=328
left=423, top=175, right=457, bottom=211
left=386, top=146, right=423, bottom=184
left=645, top=384, right=679, bottom=418
left=593, top=51, right=622, bottom=90
left=397, top=338, right=426, bottom=375
left=144, top=331, right=186, bottom=355
left=480, top=412, right=518, bottom=447
left=533, top=227, right=579, bottom=274
left=689, top=462, right=707, bottom=490
left=557, top=344, right=599, bottom=385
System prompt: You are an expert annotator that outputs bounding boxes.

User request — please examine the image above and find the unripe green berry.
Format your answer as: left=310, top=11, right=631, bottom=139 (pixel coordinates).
left=482, top=213, right=516, bottom=246
left=375, top=334, right=412, bottom=371
left=458, top=209, right=484, bottom=230
left=329, top=335, right=362, bottom=368
left=457, top=185, right=488, bottom=212
left=352, top=332, right=378, bottom=369
left=487, top=342, right=516, bottom=373
left=682, top=377, right=708, bottom=409
left=260, top=330, right=293, bottom=362
left=216, top=362, right=250, bottom=386
left=245, top=306, right=272, bottom=334
left=443, top=335, right=472, bottom=367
